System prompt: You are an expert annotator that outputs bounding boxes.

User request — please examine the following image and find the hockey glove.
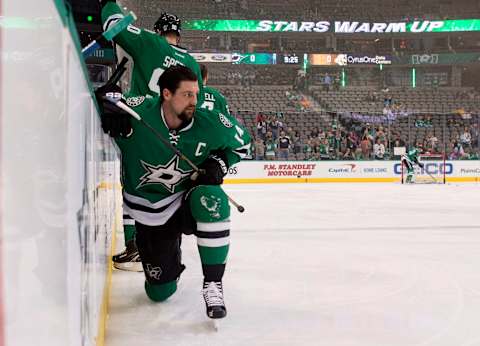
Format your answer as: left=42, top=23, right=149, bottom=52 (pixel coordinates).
left=418, top=162, right=425, bottom=169
left=95, top=85, right=133, bottom=138
left=194, top=152, right=229, bottom=185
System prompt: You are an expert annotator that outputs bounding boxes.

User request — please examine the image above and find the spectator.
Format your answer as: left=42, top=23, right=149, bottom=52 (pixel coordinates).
left=324, top=73, right=332, bottom=91
left=348, top=130, right=359, bottom=148
left=460, top=126, right=472, bottom=148
left=256, top=119, right=267, bottom=140
left=255, top=112, right=265, bottom=123
left=286, top=127, right=296, bottom=140
left=310, top=126, right=320, bottom=138
left=426, top=132, right=438, bottom=153
left=254, top=137, right=265, bottom=160
left=293, top=134, right=304, bottom=155
left=360, top=134, right=372, bottom=160
left=376, top=126, right=387, bottom=145
left=264, top=133, right=277, bottom=161
left=362, top=125, right=374, bottom=142
left=318, top=138, right=330, bottom=160
left=471, top=123, right=479, bottom=147
left=328, top=131, right=341, bottom=159
left=277, top=130, right=291, bottom=160
left=303, top=139, right=314, bottom=160
left=449, top=141, right=465, bottom=160
left=269, top=116, right=282, bottom=140
left=343, top=133, right=357, bottom=160
left=373, top=138, right=386, bottom=160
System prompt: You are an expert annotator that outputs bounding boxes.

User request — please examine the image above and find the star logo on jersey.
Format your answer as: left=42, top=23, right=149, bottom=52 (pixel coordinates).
left=137, top=156, right=191, bottom=192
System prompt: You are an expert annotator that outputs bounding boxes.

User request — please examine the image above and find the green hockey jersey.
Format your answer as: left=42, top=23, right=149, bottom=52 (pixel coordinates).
left=403, top=147, right=421, bottom=165
left=101, top=2, right=204, bottom=102
left=200, top=86, right=231, bottom=116
left=116, top=95, right=251, bottom=226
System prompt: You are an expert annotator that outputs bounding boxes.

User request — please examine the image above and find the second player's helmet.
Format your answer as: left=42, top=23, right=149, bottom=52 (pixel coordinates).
left=154, top=12, right=181, bottom=35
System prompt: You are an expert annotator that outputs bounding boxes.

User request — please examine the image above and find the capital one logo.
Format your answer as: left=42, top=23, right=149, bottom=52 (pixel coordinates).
left=328, top=164, right=357, bottom=173
left=393, top=162, right=453, bottom=175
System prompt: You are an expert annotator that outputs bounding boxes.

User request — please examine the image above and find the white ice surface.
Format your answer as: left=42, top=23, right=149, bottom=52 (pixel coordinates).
left=106, top=183, right=480, bottom=346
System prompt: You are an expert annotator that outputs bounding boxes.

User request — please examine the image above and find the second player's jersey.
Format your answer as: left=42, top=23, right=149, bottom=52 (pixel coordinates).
left=115, top=96, right=251, bottom=225
left=402, top=148, right=420, bottom=165
left=200, top=86, right=231, bottom=116
left=101, top=2, right=204, bottom=103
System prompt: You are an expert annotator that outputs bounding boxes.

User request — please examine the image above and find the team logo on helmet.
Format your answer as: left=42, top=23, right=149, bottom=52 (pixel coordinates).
left=154, top=12, right=181, bottom=35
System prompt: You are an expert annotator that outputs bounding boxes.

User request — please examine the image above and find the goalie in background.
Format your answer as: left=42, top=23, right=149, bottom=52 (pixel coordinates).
left=401, top=147, right=424, bottom=183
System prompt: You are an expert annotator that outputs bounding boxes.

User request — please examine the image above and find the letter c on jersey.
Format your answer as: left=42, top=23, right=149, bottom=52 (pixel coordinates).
left=195, top=142, right=206, bottom=156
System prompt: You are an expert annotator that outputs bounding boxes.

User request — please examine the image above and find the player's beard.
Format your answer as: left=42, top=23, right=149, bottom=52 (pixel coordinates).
left=178, top=105, right=195, bottom=122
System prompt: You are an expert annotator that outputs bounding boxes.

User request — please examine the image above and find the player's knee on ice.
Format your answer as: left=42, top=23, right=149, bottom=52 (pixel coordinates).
left=189, top=185, right=230, bottom=222
left=144, top=280, right=177, bottom=302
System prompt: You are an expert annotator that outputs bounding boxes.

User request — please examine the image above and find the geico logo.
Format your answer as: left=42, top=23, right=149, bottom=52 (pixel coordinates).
left=393, top=163, right=453, bottom=174
left=212, top=55, right=227, bottom=61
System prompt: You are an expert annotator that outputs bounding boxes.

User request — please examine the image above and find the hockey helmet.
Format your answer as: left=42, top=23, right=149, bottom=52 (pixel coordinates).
left=154, top=12, right=181, bottom=35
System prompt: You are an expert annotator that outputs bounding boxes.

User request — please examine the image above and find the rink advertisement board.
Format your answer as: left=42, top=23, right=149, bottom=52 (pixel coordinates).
left=224, top=161, right=480, bottom=183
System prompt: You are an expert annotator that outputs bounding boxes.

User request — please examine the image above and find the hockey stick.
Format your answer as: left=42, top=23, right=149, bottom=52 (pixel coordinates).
left=104, top=95, right=246, bottom=213
left=425, top=170, right=439, bottom=183
left=102, top=57, right=129, bottom=89
left=82, top=12, right=137, bottom=58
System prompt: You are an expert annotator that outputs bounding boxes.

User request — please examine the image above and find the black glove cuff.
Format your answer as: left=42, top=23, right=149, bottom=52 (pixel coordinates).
left=209, top=154, right=228, bottom=176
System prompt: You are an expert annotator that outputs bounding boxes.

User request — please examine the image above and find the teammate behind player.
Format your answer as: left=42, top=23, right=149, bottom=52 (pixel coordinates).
left=101, top=1, right=204, bottom=98
left=199, top=64, right=231, bottom=116
left=95, top=65, right=251, bottom=319
left=401, top=147, right=424, bottom=183
left=101, top=0, right=205, bottom=270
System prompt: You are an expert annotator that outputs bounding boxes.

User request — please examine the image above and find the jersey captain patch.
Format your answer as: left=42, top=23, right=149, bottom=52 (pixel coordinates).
left=137, top=156, right=191, bottom=192
left=126, top=96, right=146, bottom=107
left=218, top=113, right=233, bottom=128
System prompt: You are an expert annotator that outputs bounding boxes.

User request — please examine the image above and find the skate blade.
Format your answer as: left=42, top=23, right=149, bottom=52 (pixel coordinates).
left=113, top=262, right=143, bottom=272
left=210, top=318, right=220, bottom=332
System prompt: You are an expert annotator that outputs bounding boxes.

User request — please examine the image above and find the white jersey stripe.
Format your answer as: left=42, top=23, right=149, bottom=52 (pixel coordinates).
left=123, top=219, right=135, bottom=226
left=123, top=196, right=182, bottom=226
left=103, top=13, right=124, bottom=31
left=123, top=190, right=184, bottom=209
left=197, top=221, right=230, bottom=232
left=197, top=237, right=230, bottom=247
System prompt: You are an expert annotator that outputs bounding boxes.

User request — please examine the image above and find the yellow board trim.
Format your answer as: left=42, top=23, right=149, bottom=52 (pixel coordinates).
left=447, top=177, right=480, bottom=182
left=96, top=184, right=122, bottom=346
left=98, top=182, right=122, bottom=190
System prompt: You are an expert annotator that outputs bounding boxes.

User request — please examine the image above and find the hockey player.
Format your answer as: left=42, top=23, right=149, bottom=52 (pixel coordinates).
left=101, top=0, right=205, bottom=270
left=199, top=64, right=231, bottom=116
left=96, top=65, right=251, bottom=319
left=101, top=1, right=204, bottom=99
left=401, top=147, right=424, bottom=183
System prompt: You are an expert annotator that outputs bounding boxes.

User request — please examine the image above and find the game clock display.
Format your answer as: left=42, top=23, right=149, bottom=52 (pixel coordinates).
left=281, top=54, right=300, bottom=64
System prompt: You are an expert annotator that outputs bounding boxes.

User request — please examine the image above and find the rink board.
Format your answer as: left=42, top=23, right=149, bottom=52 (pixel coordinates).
left=224, top=160, right=480, bottom=183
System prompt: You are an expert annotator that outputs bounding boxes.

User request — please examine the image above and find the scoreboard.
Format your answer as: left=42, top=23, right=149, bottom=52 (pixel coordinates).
left=308, top=54, right=340, bottom=66
left=231, top=53, right=276, bottom=64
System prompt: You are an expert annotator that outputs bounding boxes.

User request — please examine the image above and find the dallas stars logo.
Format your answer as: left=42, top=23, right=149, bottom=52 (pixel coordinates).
left=137, top=156, right=191, bottom=192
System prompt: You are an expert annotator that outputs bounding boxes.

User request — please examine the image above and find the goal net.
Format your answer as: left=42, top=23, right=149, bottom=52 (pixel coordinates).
left=401, top=153, right=446, bottom=184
